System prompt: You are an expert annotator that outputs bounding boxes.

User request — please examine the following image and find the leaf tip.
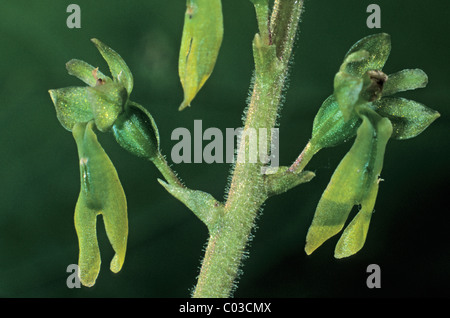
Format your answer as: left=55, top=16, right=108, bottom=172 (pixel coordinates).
left=179, top=100, right=191, bottom=111
left=304, top=243, right=316, bottom=256
left=157, top=178, right=170, bottom=190
left=48, top=89, right=55, bottom=99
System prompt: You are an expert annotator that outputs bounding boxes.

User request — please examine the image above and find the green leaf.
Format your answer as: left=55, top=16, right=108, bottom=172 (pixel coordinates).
left=383, top=69, right=428, bottom=96
left=112, top=102, right=160, bottom=160
left=178, top=0, right=223, bottom=110
left=310, top=95, right=361, bottom=150
left=73, top=121, right=128, bottom=287
left=344, top=33, right=391, bottom=77
left=66, top=59, right=111, bottom=87
left=374, top=97, right=440, bottom=139
left=305, top=111, right=392, bottom=256
left=158, top=179, right=223, bottom=232
left=91, top=38, right=134, bottom=94
left=48, top=87, right=94, bottom=131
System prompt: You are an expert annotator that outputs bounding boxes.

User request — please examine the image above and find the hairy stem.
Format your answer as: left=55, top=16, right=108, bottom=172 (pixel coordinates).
left=151, top=152, right=184, bottom=187
left=289, top=141, right=319, bottom=173
left=192, top=0, right=305, bottom=298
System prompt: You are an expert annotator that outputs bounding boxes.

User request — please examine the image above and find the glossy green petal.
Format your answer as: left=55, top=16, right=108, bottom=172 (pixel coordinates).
left=66, top=59, right=111, bottom=87
left=49, top=87, right=94, bottom=131
left=178, top=0, right=223, bottom=110
left=334, top=181, right=378, bottom=259
left=334, top=110, right=392, bottom=258
left=344, top=33, right=391, bottom=77
left=374, top=97, right=440, bottom=139
left=310, top=95, right=361, bottom=150
left=383, top=69, right=428, bottom=96
left=73, top=122, right=128, bottom=287
left=305, top=111, right=392, bottom=256
left=91, top=38, right=134, bottom=95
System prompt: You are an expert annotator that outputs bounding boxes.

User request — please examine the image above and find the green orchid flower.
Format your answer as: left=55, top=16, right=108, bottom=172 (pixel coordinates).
left=304, top=33, right=440, bottom=258
left=49, top=39, right=133, bottom=132
left=310, top=33, right=439, bottom=152
left=49, top=39, right=160, bottom=286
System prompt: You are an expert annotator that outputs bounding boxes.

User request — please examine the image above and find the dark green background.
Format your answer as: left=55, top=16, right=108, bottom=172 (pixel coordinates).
left=1, top=0, right=448, bottom=297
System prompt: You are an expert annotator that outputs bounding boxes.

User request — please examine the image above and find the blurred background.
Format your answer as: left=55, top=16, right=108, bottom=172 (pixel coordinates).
left=0, top=0, right=448, bottom=297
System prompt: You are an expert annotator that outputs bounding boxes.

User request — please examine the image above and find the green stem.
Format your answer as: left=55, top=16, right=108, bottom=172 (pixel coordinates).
left=151, top=152, right=184, bottom=187
left=192, top=0, right=305, bottom=298
left=289, top=141, right=319, bottom=173
left=253, top=0, right=271, bottom=44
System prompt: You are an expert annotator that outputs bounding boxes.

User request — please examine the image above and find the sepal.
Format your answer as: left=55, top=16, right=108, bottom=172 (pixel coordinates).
left=374, top=97, right=440, bottom=140
left=382, top=69, right=428, bottom=96
left=343, top=33, right=391, bottom=77
left=49, top=87, right=94, bottom=131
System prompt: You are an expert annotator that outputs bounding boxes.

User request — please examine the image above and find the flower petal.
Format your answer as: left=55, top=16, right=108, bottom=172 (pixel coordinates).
left=334, top=183, right=378, bottom=259
left=333, top=109, right=391, bottom=258
left=305, top=110, right=392, bottom=256
left=306, top=115, right=377, bottom=255
left=73, top=121, right=128, bottom=286
left=91, top=38, right=134, bottom=95
left=66, top=59, right=111, bottom=87
left=74, top=195, right=101, bottom=287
